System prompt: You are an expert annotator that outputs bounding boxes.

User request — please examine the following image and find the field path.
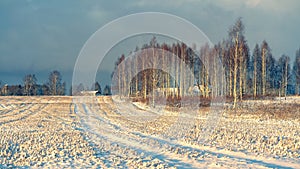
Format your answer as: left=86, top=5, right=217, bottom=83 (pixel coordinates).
left=74, top=96, right=299, bottom=168
left=0, top=96, right=299, bottom=168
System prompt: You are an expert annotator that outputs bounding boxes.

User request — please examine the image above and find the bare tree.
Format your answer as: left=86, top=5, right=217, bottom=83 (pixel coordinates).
left=293, top=48, right=300, bottom=95
left=265, top=47, right=276, bottom=95
left=261, top=40, right=270, bottom=96
left=229, top=17, right=245, bottom=108
left=278, top=55, right=290, bottom=99
left=252, top=44, right=260, bottom=98
left=23, top=74, right=37, bottom=96
left=48, top=70, right=65, bottom=95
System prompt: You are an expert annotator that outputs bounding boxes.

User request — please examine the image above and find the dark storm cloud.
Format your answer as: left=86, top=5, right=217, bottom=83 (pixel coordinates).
left=0, top=0, right=299, bottom=85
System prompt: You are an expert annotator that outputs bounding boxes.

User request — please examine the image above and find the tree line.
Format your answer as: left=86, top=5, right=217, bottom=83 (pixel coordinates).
left=0, top=71, right=112, bottom=96
left=112, top=18, right=300, bottom=107
left=1, top=18, right=299, bottom=102
left=0, top=70, right=66, bottom=96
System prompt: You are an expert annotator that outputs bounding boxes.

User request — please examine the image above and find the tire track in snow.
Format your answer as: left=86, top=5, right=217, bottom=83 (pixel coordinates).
left=0, top=104, right=46, bottom=126
left=0, top=103, right=33, bottom=118
left=74, top=96, right=300, bottom=168
left=74, top=99, right=201, bottom=168
left=0, top=97, right=58, bottom=126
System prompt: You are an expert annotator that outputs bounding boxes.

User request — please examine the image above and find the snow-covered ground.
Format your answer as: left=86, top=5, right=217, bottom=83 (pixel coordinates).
left=0, top=96, right=299, bottom=168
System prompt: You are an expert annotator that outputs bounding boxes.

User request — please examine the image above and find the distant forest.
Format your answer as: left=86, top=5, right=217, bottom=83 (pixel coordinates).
left=0, top=70, right=67, bottom=96
left=0, top=70, right=111, bottom=96
left=1, top=18, right=300, bottom=106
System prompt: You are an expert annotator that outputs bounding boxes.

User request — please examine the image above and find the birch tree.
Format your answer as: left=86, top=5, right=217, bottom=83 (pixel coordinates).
left=48, top=70, right=64, bottom=95
left=293, top=48, right=300, bottom=95
left=261, top=40, right=270, bottom=96
left=252, top=44, right=260, bottom=98
left=23, top=74, right=37, bottom=96
left=278, top=55, right=290, bottom=99
left=228, top=17, right=245, bottom=108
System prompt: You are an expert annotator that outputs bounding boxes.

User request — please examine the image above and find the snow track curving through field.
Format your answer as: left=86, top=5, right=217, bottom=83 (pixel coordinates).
left=74, top=96, right=299, bottom=168
left=1, top=96, right=299, bottom=168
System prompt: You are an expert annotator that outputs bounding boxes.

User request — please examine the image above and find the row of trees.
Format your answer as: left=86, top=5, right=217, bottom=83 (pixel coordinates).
left=219, top=18, right=300, bottom=106
left=220, top=18, right=300, bottom=105
left=1, top=70, right=66, bottom=96
left=112, top=37, right=205, bottom=100
left=0, top=70, right=113, bottom=96
left=112, top=18, right=300, bottom=107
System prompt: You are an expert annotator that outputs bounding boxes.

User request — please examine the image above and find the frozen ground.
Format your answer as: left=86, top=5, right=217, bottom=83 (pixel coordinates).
left=0, top=96, right=299, bottom=168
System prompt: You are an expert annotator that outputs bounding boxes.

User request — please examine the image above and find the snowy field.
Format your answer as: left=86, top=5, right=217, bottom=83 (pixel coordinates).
left=0, top=96, right=299, bottom=168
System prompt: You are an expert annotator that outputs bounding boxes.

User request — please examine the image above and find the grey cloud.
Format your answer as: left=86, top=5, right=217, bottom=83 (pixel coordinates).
left=0, top=0, right=299, bottom=86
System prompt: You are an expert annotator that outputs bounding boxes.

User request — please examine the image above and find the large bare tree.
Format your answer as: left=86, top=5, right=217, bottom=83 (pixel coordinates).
left=48, top=70, right=65, bottom=95
left=228, top=17, right=246, bottom=107
left=23, top=74, right=37, bottom=96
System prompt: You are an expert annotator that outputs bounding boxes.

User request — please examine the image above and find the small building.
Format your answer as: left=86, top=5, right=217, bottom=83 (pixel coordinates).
left=80, top=91, right=98, bottom=96
left=187, top=85, right=211, bottom=96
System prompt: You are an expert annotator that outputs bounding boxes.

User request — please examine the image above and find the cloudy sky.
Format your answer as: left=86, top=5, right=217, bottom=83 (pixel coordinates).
left=0, top=0, right=299, bottom=88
